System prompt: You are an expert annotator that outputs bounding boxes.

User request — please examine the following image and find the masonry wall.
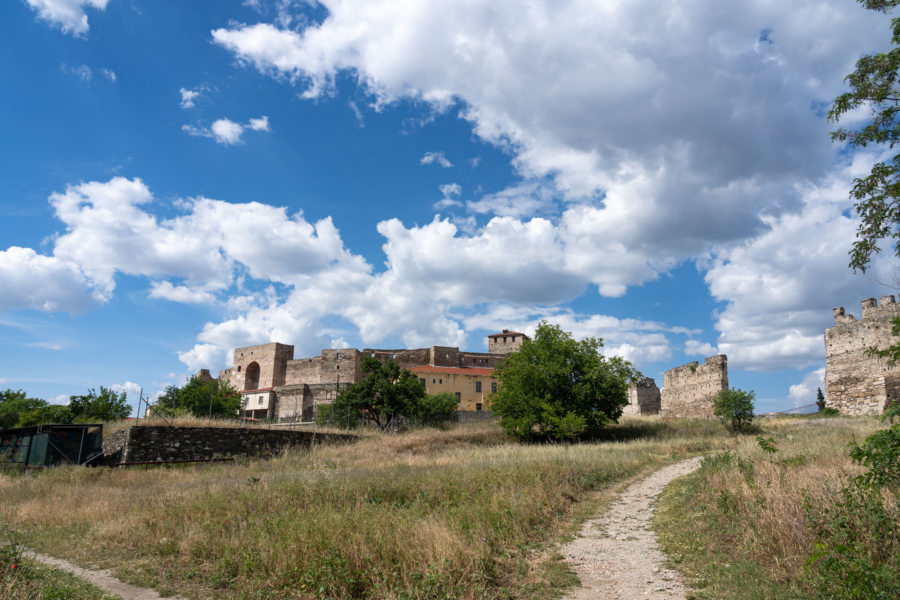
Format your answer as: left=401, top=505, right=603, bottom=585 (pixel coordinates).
left=109, top=426, right=355, bottom=464
left=275, top=382, right=355, bottom=422
left=660, top=355, right=728, bottom=418
left=219, top=342, right=294, bottom=392
left=824, top=296, right=900, bottom=416
left=624, top=377, right=661, bottom=416
left=285, top=349, right=362, bottom=387
left=364, top=348, right=432, bottom=370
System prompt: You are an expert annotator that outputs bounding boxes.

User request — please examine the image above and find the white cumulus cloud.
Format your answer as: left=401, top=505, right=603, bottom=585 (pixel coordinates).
left=183, top=115, right=270, bottom=145
left=26, top=0, right=109, bottom=36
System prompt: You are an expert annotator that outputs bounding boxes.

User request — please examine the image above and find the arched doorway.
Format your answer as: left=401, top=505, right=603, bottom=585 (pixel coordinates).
left=244, top=362, right=260, bottom=391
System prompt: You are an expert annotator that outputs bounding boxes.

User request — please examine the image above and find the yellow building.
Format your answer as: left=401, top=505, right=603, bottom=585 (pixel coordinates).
left=408, top=365, right=497, bottom=412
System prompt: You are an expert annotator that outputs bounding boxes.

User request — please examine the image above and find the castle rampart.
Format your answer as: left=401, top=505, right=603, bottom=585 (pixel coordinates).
left=660, top=355, right=728, bottom=418
left=824, top=296, right=900, bottom=415
left=624, top=377, right=661, bottom=416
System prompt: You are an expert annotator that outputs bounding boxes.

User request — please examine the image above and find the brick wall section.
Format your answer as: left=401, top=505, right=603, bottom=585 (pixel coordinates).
left=624, top=377, right=661, bottom=416
left=660, top=355, right=728, bottom=418
left=107, top=426, right=355, bottom=464
left=824, top=296, right=900, bottom=416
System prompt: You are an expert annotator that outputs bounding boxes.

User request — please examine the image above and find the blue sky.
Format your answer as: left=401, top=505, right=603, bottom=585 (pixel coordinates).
left=1, top=0, right=896, bottom=414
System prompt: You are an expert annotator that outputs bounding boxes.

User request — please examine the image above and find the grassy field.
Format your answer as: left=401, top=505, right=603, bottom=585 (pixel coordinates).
left=656, top=414, right=898, bottom=599
left=2, top=418, right=729, bottom=600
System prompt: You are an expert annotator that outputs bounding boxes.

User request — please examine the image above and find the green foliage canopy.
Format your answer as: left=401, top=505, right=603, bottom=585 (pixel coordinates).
left=712, top=388, right=755, bottom=433
left=829, top=0, right=900, bottom=271
left=0, top=389, right=47, bottom=428
left=417, top=392, right=458, bottom=428
left=68, top=386, right=131, bottom=422
left=490, top=321, right=638, bottom=442
left=156, top=376, right=242, bottom=419
left=331, top=357, right=426, bottom=429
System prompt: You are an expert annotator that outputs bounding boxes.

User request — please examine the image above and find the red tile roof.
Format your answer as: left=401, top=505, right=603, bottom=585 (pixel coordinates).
left=487, top=330, right=527, bottom=338
left=408, top=365, right=495, bottom=376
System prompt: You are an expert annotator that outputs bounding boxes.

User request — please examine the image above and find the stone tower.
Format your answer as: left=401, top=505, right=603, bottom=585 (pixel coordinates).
left=220, top=342, right=295, bottom=392
left=487, top=329, right=529, bottom=354
left=825, top=296, right=900, bottom=415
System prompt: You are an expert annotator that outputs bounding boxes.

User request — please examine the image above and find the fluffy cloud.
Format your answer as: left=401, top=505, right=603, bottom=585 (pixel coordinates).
left=433, top=183, right=461, bottom=209
left=685, top=340, right=718, bottom=357
left=788, top=367, right=825, bottom=409
left=705, top=155, right=894, bottom=371
left=183, top=115, right=270, bottom=145
left=179, top=87, right=201, bottom=108
left=26, top=0, right=108, bottom=36
left=420, top=151, right=452, bottom=168
left=0, top=247, right=94, bottom=313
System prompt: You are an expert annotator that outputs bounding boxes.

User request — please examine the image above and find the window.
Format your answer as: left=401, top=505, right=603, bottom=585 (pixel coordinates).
left=491, top=382, right=497, bottom=393
left=237, top=365, right=241, bottom=372
left=455, top=392, right=461, bottom=403
left=439, top=378, right=442, bottom=384
left=258, top=396, right=265, bottom=405
left=432, top=378, right=436, bottom=384
left=420, top=378, right=426, bottom=387
left=475, top=381, right=482, bottom=393
left=337, top=352, right=341, bottom=360
left=476, top=403, right=482, bottom=411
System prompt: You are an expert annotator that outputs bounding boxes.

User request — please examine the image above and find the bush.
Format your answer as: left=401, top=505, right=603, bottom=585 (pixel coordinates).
left=712, top=388, right=755, bottom=433
left=314, top=403, right=362, bottom=429
left=417, top=393, right=458, bottom=428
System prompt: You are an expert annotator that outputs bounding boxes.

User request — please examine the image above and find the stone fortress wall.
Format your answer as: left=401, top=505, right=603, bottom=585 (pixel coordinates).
left=624, top=377, right=661, bottom=416
left=660, top=355, right=728, bottom=418
left=825, top=295, right=900, bottom=416
left=217, top=332, right=530, bottom=423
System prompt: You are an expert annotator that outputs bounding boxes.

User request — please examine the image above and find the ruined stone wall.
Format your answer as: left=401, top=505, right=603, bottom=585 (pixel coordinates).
left=274, top=382, right=355, bottom=422
left=363, top=348, right=432, bottom=370
left=824, top=296, right=900, bottom=416
left=624, top=377, right=661, bottom=416
left=108, top=426, right=354, bottom=464
left=660, top=355, right=728, bottom=418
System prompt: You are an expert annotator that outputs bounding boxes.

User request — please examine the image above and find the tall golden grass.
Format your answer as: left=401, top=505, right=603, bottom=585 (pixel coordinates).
left=2, top=418, right=727, bottom=599
left=656, top=415, right=887, bottom=599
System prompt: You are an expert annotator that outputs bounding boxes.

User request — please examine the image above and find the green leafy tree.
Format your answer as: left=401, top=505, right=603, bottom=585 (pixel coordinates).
left=830, top=0, right=900, bottom=271
left=0, top=389, right=47, bottom=428
left=416, top=392, right=458, bottom=428
left=490, top=321, right=638, bottom=442
left=816, top=387, right=827, bottom=412
left=331, top=358, right=426, bottom=430
left=17, top=404, right=74, bottom=426
left=68, top=387, right=131, bottom=422
left=157, top=376, right=242, bottom=418
left=712, top=388, right=755, bottom=433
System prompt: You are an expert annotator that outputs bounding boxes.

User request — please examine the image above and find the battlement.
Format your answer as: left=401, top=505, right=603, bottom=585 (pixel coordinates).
left=832, top=295, right=900, bottom=325
left=825, top=295, right=900, bottom=415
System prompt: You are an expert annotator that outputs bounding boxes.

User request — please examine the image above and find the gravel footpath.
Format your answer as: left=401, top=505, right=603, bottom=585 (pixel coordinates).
left=23, top=550, right=186, bottom=600
left=561, top=456, right=703, bottom=599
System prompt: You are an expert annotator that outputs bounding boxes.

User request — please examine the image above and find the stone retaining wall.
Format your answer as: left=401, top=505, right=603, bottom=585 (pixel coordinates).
left=106, top=426, right=355, bottom=464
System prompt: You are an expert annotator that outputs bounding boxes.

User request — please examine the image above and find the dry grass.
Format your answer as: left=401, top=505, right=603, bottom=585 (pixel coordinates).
left=655, top=415, right=886, bottom=599
left=1, top=418, right=728, bottom=599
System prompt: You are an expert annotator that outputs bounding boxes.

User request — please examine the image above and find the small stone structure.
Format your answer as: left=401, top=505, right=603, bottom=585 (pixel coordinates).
left=103, top=426, right=354, bottom=465
left=660, top=355, right=728, bottom=418
left=825, top=296, right=900, bottom=415
left=623, top=377, right=661, bottom=416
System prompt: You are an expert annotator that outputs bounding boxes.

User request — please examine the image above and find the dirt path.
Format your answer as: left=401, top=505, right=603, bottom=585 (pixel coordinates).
left=561, top=456, right=703, bottom=600
left=24, top=550, right=186, bottom=600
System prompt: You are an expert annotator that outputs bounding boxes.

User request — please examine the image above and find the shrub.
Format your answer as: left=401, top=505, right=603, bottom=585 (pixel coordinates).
left=417, top=393, right=458, bottom=428
left=712, top=388, right=755, bottom=433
